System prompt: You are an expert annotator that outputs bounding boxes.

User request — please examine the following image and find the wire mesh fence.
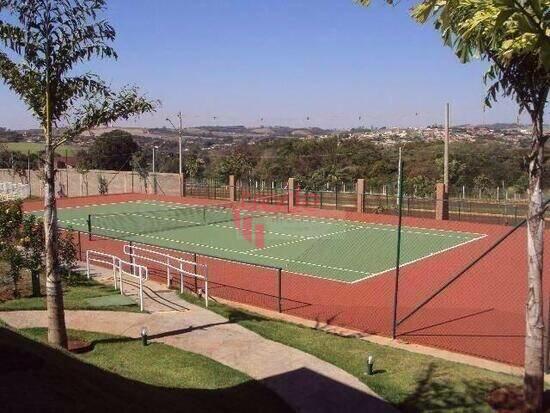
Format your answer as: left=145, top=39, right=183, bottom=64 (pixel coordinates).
left=59, top=190, right=547, bottom=367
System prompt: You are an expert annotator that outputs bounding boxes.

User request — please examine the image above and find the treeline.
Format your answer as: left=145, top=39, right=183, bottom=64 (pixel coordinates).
left=206, top=137, right=534, bottom=196
left=0, top=129, right=537, bottom=198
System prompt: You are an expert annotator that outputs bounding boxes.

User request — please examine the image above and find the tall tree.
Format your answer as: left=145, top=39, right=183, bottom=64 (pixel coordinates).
left=358, top=0, right=549, bottom=410
left=0, top=0, right=156, bottom=348
left=76, top=130, right=140, bottom=171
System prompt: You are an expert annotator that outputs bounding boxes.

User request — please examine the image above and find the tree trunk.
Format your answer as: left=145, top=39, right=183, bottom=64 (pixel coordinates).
left=31, top=269, right=41, bottom=297
left=524, top=113, right=545, bottom=413
left=44, top=128, right=68, bottom=348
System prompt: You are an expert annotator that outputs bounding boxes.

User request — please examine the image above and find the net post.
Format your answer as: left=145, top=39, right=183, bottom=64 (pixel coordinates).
left=87, top=214, right=92, bottom=241
left=277, top=268, right=282, bottom=313
left=392, top=150, right=404, bottom=340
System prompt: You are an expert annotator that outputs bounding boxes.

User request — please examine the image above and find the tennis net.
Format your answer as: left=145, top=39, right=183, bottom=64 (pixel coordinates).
left=87, top=198, right=283, bottom=237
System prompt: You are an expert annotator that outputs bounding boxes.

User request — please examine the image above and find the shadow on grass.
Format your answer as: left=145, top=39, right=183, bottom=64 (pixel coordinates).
left=398, top=362, right=501, bottom=413
left=0, top=326, right=291, bottom=413
left=1, top=325, right=398, bottom=412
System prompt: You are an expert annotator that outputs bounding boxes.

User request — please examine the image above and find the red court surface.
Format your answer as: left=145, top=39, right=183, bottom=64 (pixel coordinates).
left=25, top=193, right=550, bottom=366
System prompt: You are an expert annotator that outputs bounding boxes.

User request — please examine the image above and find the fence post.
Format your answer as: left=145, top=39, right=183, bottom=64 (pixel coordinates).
left=128, top=241, right=135, bottom=277
left=77, top=231, right=82, bottom=261
left=86, top=250, right=90, bottom=279
left=392, top=156, right=404, bottom=339
left=277, top=268, right=282, bottom=313
left=193, top=253, right=198, bottom=293
left=546, top=296, right=550, bottom=373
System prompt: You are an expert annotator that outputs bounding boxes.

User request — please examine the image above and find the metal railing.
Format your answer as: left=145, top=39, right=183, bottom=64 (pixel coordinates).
left=123, top=244, right=209, bottom=307
left=86, top=249, right=148, bottom=311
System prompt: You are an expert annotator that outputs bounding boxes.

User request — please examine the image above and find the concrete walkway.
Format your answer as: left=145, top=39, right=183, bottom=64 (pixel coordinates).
left=0, top=267, right=397, bottom=413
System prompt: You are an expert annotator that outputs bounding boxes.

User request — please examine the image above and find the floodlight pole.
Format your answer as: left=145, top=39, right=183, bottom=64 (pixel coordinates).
left=178, top=112, right=183, bottom=176
left=167, top=113, right=185, bottom=196
left=152, top=145, right=158, bottom=195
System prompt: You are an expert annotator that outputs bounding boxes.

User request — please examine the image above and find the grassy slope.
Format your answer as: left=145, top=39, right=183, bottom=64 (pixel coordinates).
left=0, top=327, right=290, bottom=413
left=180, top=291, right=518, bottom=413
left=0, top=278, right=139, bottom=312
left=4, top=141, right=78, bottom=155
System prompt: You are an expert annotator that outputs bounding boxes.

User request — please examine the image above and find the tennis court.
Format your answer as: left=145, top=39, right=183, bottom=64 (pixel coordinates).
left=51, top=199, right=484, bottom=283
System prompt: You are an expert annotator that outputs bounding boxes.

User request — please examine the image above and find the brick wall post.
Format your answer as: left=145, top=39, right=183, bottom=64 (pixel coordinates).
left=229, top=175, right=236, bottom=202
left=181, top=174, right=186, bottom=197
left=357, top=178, right=365, bottom=213
left=288, top=177, right=296, bottom=209
left=435, top=183, right=449, bottom=220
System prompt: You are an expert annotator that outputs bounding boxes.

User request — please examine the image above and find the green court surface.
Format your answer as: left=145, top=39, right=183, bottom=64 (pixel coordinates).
left=52, top=200, right=484, bottom=283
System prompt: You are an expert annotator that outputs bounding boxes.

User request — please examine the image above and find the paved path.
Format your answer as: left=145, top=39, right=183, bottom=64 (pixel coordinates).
left=0, top=267, right=397, bottom=413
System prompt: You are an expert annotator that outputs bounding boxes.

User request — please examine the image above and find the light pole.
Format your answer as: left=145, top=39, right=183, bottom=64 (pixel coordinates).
left=444, top=103, right=450, bottom=190
left=152, top=145, right=158, bottom=195
left=166, top=112, right=184, bottom=196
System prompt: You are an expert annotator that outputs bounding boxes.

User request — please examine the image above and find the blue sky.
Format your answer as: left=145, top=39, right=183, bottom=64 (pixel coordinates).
left=0, top=0, right=537, bottom=129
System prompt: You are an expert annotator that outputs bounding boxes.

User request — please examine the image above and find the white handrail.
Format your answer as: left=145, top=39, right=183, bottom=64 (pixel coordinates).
left=86, top=250, right=148, bottom=311
left=123, top=244, right=209, bottom=307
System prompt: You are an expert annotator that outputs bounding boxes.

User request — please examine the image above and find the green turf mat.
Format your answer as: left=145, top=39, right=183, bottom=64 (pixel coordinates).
left=85, top=295, right=135, bottom=307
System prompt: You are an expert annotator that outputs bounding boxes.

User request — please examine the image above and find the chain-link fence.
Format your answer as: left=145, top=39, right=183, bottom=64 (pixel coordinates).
left=58, top=189, right=547, bottom=367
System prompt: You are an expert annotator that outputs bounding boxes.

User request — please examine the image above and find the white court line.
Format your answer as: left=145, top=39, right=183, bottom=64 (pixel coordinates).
left=249, top=226, right=365, bottom=252
left=62, top=218, right=371, bottom=277
left=62, top=214, right=487, bottom=284
left=87, top=208, right=310, bottom=240
left=134, top=200, right=477, bottom=240
left=143, top=199, right=487, bottom=237
left=53, top=198, right=484, bottom=239
left=27, top=200, right=139, bottom=214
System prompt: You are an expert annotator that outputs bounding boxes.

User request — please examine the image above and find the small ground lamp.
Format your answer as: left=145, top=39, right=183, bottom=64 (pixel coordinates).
left=141, top=326, right=148, bottom=346
left=366, top=355, right=374, bottom=376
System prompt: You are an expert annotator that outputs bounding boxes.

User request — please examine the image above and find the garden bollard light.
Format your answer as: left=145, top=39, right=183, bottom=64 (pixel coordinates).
left=141, top=326, right=148, bottom=346
left=366, top=355, right=374, bottom=376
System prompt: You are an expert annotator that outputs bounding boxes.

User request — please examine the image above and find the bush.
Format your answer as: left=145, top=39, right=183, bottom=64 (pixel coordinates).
left=97, top=174, right=109, bottom=195
left=58, top=229, right=79, bottom=285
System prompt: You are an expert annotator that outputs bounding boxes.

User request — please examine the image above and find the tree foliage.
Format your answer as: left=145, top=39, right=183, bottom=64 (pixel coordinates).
left=0, top=0, right=157, bottom=146
left=76, top=130, right=139, bottom=170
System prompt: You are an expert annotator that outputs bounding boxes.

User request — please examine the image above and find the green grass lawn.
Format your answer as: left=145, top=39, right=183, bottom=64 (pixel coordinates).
left=3, top=141, right=79, bottom=155
left=0, top=327, right=290, bottom=413
left=53, top=199, right=483, bottom=282
left=0, top=277, right=139, bottom=312
left=180, top=291, right=519, bottom=413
